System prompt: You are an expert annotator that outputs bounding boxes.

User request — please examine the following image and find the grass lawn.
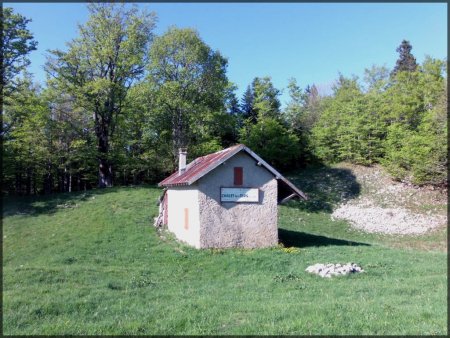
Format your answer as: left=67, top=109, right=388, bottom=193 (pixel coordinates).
left=2, top=168, right=447, bottom=335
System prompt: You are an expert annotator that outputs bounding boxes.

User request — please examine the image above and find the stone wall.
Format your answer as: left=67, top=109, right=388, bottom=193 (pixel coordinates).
left=197, top=152, right=278, bottom=248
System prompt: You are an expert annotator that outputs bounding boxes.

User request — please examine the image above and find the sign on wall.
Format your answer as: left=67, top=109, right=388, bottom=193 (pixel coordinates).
left=220, top=187, right=259, bottom=203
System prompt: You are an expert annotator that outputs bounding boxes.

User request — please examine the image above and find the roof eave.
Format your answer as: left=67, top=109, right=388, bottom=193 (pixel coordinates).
left=158, top=144, right=307, bottom=200
left=185, top=144, right=245, bottom=185
left=243, top=146, right=307, bottom=200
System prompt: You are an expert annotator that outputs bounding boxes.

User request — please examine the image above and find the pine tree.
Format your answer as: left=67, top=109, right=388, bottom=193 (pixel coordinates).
left=251, top=76, right=281, bottom=121
left=391, top=40, right=418, bottom=77
left=240, top=85, right=255, bottom=122
left=227, top=92, right=241, bottom=115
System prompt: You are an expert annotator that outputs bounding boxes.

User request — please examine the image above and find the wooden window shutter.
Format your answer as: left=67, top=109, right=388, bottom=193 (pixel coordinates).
left=184, top=208, right=189, bottom=230
left=234, top=167, right=243, bottom=186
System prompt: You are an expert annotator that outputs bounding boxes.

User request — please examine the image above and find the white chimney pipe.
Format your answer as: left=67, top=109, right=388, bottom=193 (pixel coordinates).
left=178, top=148, right=187, bottom=174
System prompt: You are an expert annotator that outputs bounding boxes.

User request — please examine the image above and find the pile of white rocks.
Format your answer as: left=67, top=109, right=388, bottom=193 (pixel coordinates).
left=305, top=263, right=364, bottom=278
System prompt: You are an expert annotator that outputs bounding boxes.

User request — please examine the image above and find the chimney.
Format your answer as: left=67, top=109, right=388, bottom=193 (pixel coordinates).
left=178, top=148, right=187, bottom=174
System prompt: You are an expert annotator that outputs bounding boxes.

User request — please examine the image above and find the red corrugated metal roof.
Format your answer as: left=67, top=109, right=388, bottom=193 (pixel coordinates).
left=158, top=144, right=244, bottom=187
left=158, top=144, right=307, bottom=200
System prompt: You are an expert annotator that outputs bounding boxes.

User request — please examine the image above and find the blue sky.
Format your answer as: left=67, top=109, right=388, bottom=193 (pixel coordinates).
left=7, top=2, right=448, bottom=106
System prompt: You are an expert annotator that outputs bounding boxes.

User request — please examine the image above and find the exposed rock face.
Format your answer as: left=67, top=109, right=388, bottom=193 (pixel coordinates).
left=305, top=263, right=364, bottom=278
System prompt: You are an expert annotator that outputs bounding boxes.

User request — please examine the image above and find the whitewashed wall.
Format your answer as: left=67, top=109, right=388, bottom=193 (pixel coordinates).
left=167, top=186, right=200, bottom=248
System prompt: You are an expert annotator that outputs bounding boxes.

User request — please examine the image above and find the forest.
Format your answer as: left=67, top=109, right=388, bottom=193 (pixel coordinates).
left=2, top=4, right=447, bottom=195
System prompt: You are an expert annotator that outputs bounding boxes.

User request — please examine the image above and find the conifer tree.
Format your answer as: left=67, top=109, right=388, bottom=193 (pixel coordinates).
left=391, top=40, right=418, bottom=77
left=240, top=85, right=256, bottom=122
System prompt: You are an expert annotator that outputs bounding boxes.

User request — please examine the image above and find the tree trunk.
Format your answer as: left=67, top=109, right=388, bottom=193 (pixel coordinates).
left=25, top=167, right=31, bottom=196
left=15, top=171, right=22, bottom=195
left=32, top=170, right=37, bottom=195
left=64, top=167, right=68, bottom=192
left=96, top=118, right=113, bottom=188
left=57, top=169, right=64, bottom=192
left=98, top=159, right=112, bottom=188
left=44, top=163, right=53, bottom=195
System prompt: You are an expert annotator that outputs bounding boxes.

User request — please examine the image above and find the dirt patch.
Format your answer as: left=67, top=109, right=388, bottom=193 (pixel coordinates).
left=331, top=164, right=447, bottom=235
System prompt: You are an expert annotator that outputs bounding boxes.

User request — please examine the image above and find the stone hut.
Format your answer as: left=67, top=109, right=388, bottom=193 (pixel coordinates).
left=156, top=144, right=307, bottom=249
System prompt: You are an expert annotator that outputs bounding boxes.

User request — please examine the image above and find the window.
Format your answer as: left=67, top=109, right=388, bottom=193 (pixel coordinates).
left=234, top=167, right=243, bottom=186
left=184, top=208, right=189, bottom=230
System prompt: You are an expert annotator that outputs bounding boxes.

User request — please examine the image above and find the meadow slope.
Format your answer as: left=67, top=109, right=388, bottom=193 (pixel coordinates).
left=2, top=165, right=447, bottom=335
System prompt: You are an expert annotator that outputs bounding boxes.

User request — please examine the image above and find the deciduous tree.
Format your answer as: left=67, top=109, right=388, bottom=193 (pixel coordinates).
left=1, top=7, right=37, bottom=104
left=146, top=26, right=229, bottom=166
left=239, top=117, right=299, bottom=170
left=45, top=3, right=156, bottom=187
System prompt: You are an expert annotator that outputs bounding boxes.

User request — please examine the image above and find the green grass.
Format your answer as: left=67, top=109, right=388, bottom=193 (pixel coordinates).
left=2, top=179, right=447, bottom=335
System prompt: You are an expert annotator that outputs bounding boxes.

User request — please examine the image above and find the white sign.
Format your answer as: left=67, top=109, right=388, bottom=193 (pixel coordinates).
left=220, top=188, right=259, bottom=202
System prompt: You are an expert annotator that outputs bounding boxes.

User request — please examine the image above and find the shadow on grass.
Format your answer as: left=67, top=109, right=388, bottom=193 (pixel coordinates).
left=284, top=165, right=361, bottom=213
left=2, top=185, right=157, bottom=218
left=279, top=228, right=370, bottom=248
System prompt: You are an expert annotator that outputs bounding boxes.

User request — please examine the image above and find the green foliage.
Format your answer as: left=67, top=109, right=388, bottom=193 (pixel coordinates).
left=384, top=70, right=424, bottom=129
left=2, top=76, right=52, bottom=195
left=381, top=57, right=447, bottom=185
left=311, top=75, right=378, bottom=164
left=146, top=26, right=230, bottom=167
left=363, top=64, right=389, bottom=92
left=251, top=76, right=282, bottom=121
left=383, top=85, right=447, bottom=185
left=239, top=117, right=299, bottom=170
left=391, top=39, right=418, bottom=77
left=309, top=52, right=447, bottom=185
left=2, top=20, right=447, bottom=195
left=45, top=3, right=157, bottom=187
left=240, top=85, right=255, bottom=121
left=283, top=79, right=323, bottom=164
left=284, top=78, right=307, bottom=135
left=1, top=7, right=38, bottom=100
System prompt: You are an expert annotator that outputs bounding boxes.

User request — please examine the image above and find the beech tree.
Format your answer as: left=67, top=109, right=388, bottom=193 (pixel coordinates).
left=239, top=117, right=299, bottom=170
left=3, top=76, right=51, bottom=195
left=1, top=7, right=37, bottom=104
left=146, top=27, right=229, bottom=165
left=45, top=3, right=156, bottom=187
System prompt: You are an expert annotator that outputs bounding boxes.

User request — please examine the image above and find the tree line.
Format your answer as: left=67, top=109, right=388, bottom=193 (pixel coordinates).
left=2, top=4, right=447, bottom=196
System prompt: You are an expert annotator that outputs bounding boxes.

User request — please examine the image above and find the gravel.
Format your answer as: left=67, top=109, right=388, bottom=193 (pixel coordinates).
left=332, top=197, right=446, bottom=235
left=324, top=164, right=447, bottom=236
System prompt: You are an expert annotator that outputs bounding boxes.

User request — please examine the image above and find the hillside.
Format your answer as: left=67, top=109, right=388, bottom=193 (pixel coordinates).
left=285, top=163, right=447, bottom=252
left=2, top=165, right=447, bottom=335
